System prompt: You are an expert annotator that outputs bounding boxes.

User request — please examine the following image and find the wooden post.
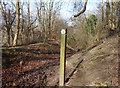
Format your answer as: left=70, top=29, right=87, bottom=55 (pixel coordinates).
left=59, top=29, right=67, bottom=86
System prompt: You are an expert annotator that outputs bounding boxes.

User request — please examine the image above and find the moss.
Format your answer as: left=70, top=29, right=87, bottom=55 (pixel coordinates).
left=72, top=63, right=76, bottom=67
left=94, top=82, right=102, bottom=86
left=97, top=51, right=105, bottom=55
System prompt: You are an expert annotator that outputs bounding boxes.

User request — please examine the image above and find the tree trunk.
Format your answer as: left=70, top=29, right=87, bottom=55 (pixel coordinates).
left=48, top=1, right=54, bottom=36
left=112, top=0, right=115, bottom=30
left=0, top=3, right=10, bottom=46
left=13, top=0, right=20, bottom=46
left=37, top=0, right=43, bottom=39
left=118, top=1, right=120, bottom=29
left=21, top=3, right=24, bottom=44
left=26, top=0, right=30, bottom=44
left=106, top=0, right=110, bottom=26
left=102, top=0, right=104, bottom=22
left=7, top=28, right=10, bottom=46
left=43, top=5, right=47, bottom=43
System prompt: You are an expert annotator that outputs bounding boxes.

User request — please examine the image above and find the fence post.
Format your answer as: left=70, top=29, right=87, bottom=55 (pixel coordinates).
left=59, top=28, right=67, bottom=86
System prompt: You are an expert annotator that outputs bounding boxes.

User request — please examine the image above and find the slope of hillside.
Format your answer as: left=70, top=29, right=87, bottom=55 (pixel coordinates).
left=42, top=32, right=119, bottom=86
left=65, top=33, right=119, bottom=86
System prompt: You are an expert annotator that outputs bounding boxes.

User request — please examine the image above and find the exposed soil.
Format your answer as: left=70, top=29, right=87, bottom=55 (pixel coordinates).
left=65, top=33, right=119, bottom=86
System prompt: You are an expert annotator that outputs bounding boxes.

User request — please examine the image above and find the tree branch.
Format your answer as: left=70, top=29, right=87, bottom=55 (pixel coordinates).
left=74, top=0, right=88, bottom=17
left=30, top=17, right=37, bottom=26
left=11, top=2, right=16, bottom=8
left=31, top=25, right=38, bottom=30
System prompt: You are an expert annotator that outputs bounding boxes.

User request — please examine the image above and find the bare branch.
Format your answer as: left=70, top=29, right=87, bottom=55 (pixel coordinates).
left=11, top=2, right=16, bottom=8
left=30, top=17, right=37, bottom=26
left=31, top=25, right=38, bottom=30
left=10, top=13, right=16, bottom=25
left=74, top=0, right=88, bottom=17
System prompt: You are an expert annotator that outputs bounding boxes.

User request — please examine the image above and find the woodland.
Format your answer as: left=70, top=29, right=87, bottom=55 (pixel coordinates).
left=0, top=0, right=120, bottom=47
left=0, top=0, right=120, bottom=87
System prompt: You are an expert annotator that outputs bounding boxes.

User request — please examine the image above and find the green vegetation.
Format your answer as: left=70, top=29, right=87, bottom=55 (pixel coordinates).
left=72, top=63, right=76, bottom=67
left=97, top=51, right=105, bottom=55
left=85, top=15, right=97, bottom=36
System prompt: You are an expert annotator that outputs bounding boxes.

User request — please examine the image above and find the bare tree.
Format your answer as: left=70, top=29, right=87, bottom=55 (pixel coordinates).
left=117, top=1, right=120, bottom=29
left=13, top=0, right=20, bottom=46
left=37, top=0, right=43, bottom=38
left=42, top=2, right=47, bottom=42
left=0, top=1, right=16, bottom=46
left=25, top=0, right=31, bottom=44
left=106, top=0, right=110, bottom=26
left=102, top=0, right=104, bottom=21
left=111, top=0, right=115, bottom=30
left=36, top=0, right=62, bottom=42
left=48, top=0, right=54, bottom=34
left=19, top=2, right=24, bottom=44
left=25, top=0, right=37, bottom=44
